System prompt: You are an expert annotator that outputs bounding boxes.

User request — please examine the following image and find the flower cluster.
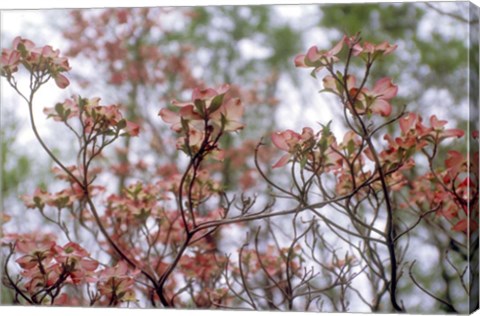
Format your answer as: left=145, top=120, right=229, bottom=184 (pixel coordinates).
left=179, top=250, right=227, bottom=282
left=295, top=35, right=398, bottom=117
left=399, top=113, right=464, bottom=143
left=294, top=36, right=345, bottom=76
left=404, top=132, right=478, bottom=236
left=159, top=85, right=244, bottom=156
left=20, top=169, right=105, bottom=211
left=368, top=114, right=464, bottom=170
left=44, top=96, right=140, bottom=137
left=13, top=239, right=98, bottom=300
left=295, top=35, right=396, bottom=77
left=21, top=187, right=78, bottom=210
left=350, top=77, right=398, bottom=117
left=271, top=125, right=340, bottom=170
left=105, top=182, right=163, bottom=225
left=322, top=74, right=398, bottom=117
left=96, top=261, right=140, bottom=305
left=6, top=233, right=145, bottom=306
left=344, top=35, right=397, bottom=58
left=1, top=36, right=70, bottom=88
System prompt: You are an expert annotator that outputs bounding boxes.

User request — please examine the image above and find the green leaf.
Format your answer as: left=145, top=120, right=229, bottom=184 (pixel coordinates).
left=133, top=182, right=143, bottom=195
left=347, top=139, right=355, bottom=156
left=117, top=119, right=127, bottom=130
left=209, top=94, right=225, bottom=113
left=78, top=97, right=87, bottom=110
left=300, top=156, right=308, bottom=169
left=104, top=129, right=116, bottom=136
left=17, top=43, right=29, bottom=57
left=180, top=117, right=190, bottom=132
left=336, top=71, right=343, bottom=81
left=321, top=121, right=332, bottom=136
left=318, top=138, right=328, bottom=154
left=194, top=99, right=206, bottom=117
left=55, top=103, right=64, bottom=116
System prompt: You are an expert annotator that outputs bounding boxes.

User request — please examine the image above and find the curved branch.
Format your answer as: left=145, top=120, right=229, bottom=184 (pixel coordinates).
left=409, top=261, right=458, bottom=313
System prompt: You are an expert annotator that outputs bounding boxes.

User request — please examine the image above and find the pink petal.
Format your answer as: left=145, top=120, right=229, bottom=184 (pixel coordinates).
left=322, top=75, right=338, bottom=92
left=53, top=293, right=69, bottom=306
left=222, top=98, right=243, bottom=121
left=370, top=99, right=392, bottom=117
left=41, top=45, right=55, bottom=57
left=171, top=99, right=194, bottom=108
left=179, top=105, right=202, bottom=120
left=192, top=87, right=218, bottom=101
left=158, top=108, right=179, bottom=125
left=429, top=115, right=447, bottom=130
left=125, top=121, right=140, bottom=136
left=373, top=77, right=397, bottom=99
left=441, top=128, right=464, bottom=139
left=188, top=128, right=204, bottom=147
left=415, top=117, right=431, bottom=136
left=325, top=149, right=342, bottom=165
left=116, top=261, right=129, bottom=276
left=13, top=36, right=35, bottom=50
left=301, top=127, right=314, bottom=139
left=451, top=219, right=478, bottom=234
left=341, top=130, right=354, bottom=144
left=399, top=113, right=417, bottom=134
left=16, top=241, right=35, bottom=253
left=327, top=36, right=345, bottom=56
left=54, top=74, right=70, bottom=89
left=16, top=255, right=37, bottom=269
left=158, top=109, right=182, bottom=132
left=351, top=43, right=363, bottom=56
left=2, top=49, right=20, bottom=66
left=80, top=259, right=99, bottom=271
left=445, top=150, right=464, bottom=170
left=224, top=121, right=244, bottom=132
left=363, top=42, right=375, bottom=54
left=272, top=154, right=291, bottom=169
left=346, top=75, right=356, bottom=90
left=376, top=41, right=398, bottom=55
left=216, top=84, right=230, bottom=95
left=294, top=54, right=307, bottom=67
left=271, top=131, right=289, bottom=151
left=305, top=46, right=321, bottom=63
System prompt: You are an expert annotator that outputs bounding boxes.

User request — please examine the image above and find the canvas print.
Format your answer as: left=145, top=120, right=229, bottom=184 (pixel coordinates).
left=0, top=2, right=478, bottom=314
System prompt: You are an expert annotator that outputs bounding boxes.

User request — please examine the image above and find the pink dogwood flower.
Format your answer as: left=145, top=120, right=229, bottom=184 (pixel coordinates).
left=429, top=115, right=464, bottom=140
left=352, top=40, right=397, bottom=57
left=15, top=239, right=56, bottom=269
left=160, top=84, right=244, bottom=155
left=294, top=36, right=345, bottom=77
left=53, top=242, right=99, bottom=284
left=350, top=77, right=398, bottom=117
left=6, top=36, right=71, bottom=88
left=0, top=49, right=21, bottom=76
left=271, top=128, right=315, bottom=168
